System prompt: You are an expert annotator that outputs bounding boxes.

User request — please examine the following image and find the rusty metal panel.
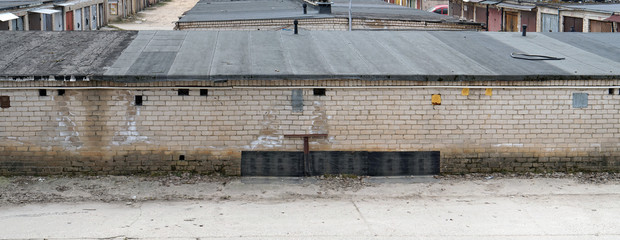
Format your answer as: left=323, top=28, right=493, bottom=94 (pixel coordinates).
left=0, top=96, right=9, bottom=108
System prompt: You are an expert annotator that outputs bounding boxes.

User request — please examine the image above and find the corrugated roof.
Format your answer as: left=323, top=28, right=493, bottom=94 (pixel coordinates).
left=0, top=31, right=619, bottom=82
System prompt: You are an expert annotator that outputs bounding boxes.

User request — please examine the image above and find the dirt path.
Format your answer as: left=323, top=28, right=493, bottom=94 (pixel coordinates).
left=1, top=174, right=619, bottom=239
left=109, top=0, right=199, bottom=30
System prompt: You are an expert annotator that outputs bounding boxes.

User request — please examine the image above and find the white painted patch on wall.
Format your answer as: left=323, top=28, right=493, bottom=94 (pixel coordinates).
left=250, top=135, right=283, bottom=150
left=112, top=107, right=149, bottom=146
left=493, top=143, right=524, bottom=147
left=55, top=112, right=83, bottom=150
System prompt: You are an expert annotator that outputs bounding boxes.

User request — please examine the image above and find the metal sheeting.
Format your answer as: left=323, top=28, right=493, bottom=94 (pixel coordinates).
left=240, top=151, right=440, bottom=176
left=605, top=14, right=620, bottom=23
left=29, top=8, right=61, bottom=14
left=0, top=12, right=18, bottom=22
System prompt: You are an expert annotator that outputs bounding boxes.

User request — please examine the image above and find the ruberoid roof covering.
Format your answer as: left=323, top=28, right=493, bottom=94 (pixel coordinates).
left=0, top=31, right=136, bottom=77
left=0, top=31, right=619, bottom=82
left=178, top=0, right=458, bottom=23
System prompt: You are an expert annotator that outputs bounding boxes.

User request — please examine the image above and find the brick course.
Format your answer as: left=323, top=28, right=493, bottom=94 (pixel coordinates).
left=1, top=79, right=620, bottom=175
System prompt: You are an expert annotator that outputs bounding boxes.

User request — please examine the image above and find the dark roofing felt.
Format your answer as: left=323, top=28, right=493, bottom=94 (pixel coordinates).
left=0, top=31, right=136, bottom=76
left=178, top=0, right=458, bottom=23
left=0, top=31, right=619, bottom=82
left=0, top=0, right=44, bottom=10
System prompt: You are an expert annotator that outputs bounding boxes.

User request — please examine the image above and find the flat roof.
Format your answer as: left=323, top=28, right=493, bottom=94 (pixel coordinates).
left=0, top=31, right=619, bottom=82
left=0, top=0, right=44, bottom=11
left=178, top=0, right=459, bottom=23
left=562, top=4, right=620, bottom=13
left=0, top=31, right=136, bottom=77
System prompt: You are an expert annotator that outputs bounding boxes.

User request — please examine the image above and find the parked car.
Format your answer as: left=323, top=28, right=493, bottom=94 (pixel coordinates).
left=428, top=5, right=448, bottom=15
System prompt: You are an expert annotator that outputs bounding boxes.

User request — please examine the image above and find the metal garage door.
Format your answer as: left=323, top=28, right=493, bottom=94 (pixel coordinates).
left=541, top=13, right=558, bottom=32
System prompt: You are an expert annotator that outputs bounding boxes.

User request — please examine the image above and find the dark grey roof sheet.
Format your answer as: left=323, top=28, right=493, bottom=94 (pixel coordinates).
left=562, top=4, right=620, bottom=13
left=178, top=0, right=327, bottom=22
left=0, top=31, right=136, bottom=76
left=0, top=0, right=44, bottom=10
left=1, top=31, right=619, bottom=81
left=178, top=0, right=457, bottom=23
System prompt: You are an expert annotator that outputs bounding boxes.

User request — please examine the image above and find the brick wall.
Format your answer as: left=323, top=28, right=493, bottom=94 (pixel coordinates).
left=1, top=79, right=620, bottom=175
left=175, top=18, right=483, bottom=31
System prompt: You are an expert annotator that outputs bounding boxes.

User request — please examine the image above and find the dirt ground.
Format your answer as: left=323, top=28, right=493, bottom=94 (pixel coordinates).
left=108, top=0, right=199, bottom=30
left=2, top=173, right=619, bottom=239
left=1, top=172, right=618, bottom=204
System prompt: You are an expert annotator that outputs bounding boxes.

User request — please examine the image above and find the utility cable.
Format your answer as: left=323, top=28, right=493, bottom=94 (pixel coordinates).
left=511, top=52, right=565, bottom=60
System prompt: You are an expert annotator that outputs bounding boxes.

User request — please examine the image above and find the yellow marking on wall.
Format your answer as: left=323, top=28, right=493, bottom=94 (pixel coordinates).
left=432, top=94, right=441, bottom=105
left=485, top=88, right=493, bottom=96
left=462, top=88, right=470, bottom=96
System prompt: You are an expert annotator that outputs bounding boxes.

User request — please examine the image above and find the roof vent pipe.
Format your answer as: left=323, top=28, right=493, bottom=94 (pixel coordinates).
left=303, top=3, right=307, bottom=14
left=522, top=25, right=527, bottom=36
left=294, top=20, right=298, bottom=34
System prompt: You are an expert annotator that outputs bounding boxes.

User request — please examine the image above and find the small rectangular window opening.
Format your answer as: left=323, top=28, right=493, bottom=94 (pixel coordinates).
left=609, top=88, right=615, bottom=95
left=58, top=89, right=65, bottom=96
left=179, top=155, right=185, bottom=161
left=313, top=88, right=326, bottom=96
left=39, top=89, right=47, bottom=96
left=135, top=95, right=143, bottom=106
left=0, top=96, right=9, bottom=109
left=178, top=89, right=189, bottom=96
left=200, top=89, right=209, bottom=96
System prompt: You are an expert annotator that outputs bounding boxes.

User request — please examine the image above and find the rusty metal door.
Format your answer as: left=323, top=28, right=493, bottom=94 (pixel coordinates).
left=563, top=16, right=583, bottom=32
left=589, top=20, right=612, bottom=32
left=521, top=11, right=536, bottom=32
left=487, top=7, right=501, bottom=31
left=505, top=11, right=518, bottom=32
left=66, top=11, right=74, bottom=31
left=475, top=7, right=486, bottom=24
left=450, top=0, right=461, bottom=18
left=28, top=13, right=41, bottom=30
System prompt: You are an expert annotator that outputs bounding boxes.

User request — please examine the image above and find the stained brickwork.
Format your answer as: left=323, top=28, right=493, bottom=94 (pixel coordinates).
left=1, top=79, right=620, bottom=175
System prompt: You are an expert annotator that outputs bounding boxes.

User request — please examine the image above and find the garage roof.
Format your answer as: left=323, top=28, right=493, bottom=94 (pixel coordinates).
left=0, top=31, right=619, bottom=82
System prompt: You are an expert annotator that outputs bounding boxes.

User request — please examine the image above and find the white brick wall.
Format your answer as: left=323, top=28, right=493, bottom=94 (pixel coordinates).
left=1, top=79, right=620, bottom=174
